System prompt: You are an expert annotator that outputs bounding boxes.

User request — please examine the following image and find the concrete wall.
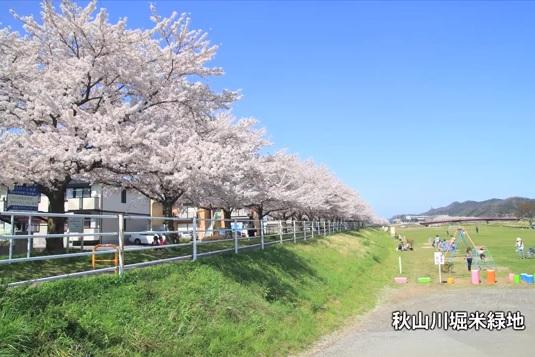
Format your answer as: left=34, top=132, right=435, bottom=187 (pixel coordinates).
left=101, top=186, right=149, bottom=215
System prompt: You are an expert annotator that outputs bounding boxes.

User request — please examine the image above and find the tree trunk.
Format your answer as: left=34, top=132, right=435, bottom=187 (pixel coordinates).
left=162, top=200, right=178, bottom=243
left=252, top=206, right=263, bottom=237
left=45, top=188, right=66, bottom=252
left=222, top=208, right=232, bottom=228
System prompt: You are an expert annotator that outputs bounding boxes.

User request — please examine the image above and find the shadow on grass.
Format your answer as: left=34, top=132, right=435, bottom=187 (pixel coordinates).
left=0, top=246, right=198, bottom=283
left=200, top=246, right=322, bottom=303
left=343, top=230, right=367, bottom=239
left=1, top=235, right=331, bottom=303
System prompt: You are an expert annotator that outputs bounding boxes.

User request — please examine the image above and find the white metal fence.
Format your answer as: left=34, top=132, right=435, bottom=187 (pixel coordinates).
left=0, top=211, right=360, bottom=288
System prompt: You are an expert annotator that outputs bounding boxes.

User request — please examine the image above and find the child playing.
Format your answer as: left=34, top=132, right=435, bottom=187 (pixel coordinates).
left=465, top=248, right=473, bottom=271
left=478, top=246, right=486, bottom=261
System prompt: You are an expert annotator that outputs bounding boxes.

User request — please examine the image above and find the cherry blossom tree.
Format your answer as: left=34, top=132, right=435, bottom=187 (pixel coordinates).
left=92, top=111, right=263, bottom=240
left=0, top=0, right=380, bottom=252
left=0, top=0, right=235, bottom=250
left=182, top=113, right=268, bottom=224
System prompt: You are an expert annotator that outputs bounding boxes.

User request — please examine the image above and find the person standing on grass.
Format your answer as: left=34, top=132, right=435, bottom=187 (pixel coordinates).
left=465, top=248, right=473, bottom=271
left=433, top=234, right=440, bottom=249
left=476, top=226, right=479, bottom=234
left=516, top=238, right=524, bottom=258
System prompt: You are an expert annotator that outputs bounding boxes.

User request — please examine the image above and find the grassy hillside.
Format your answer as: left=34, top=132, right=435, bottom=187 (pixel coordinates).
left=0, top=229, right=396, bottom=356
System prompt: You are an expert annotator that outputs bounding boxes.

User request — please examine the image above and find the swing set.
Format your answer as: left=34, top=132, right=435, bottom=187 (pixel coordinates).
left=441, top=226, right=496, bottom=272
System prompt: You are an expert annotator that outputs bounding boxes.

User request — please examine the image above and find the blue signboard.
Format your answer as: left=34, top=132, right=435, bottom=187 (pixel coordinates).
left=7, top=185, right=40, bottom=211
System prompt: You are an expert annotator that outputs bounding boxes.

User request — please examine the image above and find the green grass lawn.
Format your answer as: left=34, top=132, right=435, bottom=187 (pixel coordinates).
left=0, top=229, right=396, bottom=356
left=396, top=223, right=535, bottom=283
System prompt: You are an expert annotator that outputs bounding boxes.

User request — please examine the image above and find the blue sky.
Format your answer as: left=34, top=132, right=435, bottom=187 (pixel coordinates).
left=1, top=1, right=534, bottom=218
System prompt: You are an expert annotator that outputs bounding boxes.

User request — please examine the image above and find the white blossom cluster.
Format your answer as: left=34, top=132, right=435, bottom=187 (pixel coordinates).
left=0, top=0, right=379, bottom=224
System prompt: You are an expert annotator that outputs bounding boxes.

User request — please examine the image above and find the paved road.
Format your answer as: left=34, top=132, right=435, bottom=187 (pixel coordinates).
left=307, top=286, right=535, bottom=357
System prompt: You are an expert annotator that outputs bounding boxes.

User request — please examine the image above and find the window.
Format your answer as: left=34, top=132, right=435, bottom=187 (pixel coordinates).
left=71, top=187, right=91, bottom=198
left=121, top=189, right=127, bottom=204
left=84, top=218, right=92, bottom=229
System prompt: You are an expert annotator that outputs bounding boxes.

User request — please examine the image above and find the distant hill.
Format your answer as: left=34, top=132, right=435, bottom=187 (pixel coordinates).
left=421, top=197, right=535, bottom=217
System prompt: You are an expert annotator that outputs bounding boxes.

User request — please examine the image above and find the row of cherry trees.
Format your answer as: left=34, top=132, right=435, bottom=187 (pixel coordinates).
left=0, top=0, right=377, bottom=250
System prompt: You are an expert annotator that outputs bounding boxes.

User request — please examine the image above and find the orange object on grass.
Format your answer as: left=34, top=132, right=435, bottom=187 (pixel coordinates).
left=92, top=244, right=119, bottom=272
left=487, top=270, right=496, bottom=284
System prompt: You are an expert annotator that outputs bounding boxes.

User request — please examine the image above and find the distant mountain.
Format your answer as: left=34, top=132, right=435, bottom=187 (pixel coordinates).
left=421, top=197, right=535, bottom=217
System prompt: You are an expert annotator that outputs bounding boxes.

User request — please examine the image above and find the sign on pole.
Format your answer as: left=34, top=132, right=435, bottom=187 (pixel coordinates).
left=6, top=185, right=40, bottom=211
left=68, top=217, right=84, bottom=233
left=434, top=251, right=445, bottom=265
left=434, top=251, right=444, bottom=284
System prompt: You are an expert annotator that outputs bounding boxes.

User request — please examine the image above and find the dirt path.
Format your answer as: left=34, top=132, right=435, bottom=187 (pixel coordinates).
left=305, top=285, right=535, bottom=357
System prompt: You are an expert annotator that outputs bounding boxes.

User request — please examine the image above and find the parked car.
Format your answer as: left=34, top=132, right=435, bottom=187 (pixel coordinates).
left=128, top=232, right=166, bottom=245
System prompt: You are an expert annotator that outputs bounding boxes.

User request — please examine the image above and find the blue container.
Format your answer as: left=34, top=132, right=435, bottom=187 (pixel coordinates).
left=521, top=273, right=528, bottom=282
left=526, top=275, right=534, bottom=285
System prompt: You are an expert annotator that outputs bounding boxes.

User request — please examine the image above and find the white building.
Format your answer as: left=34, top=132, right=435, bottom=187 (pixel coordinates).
left=1, top=182, right=253, bottom=250
left=1, top=182, right=150, bottom=248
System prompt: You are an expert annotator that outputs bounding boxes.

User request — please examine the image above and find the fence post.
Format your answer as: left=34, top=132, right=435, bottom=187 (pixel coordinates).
left=279, top=220, right=283, bottom=244
left=26, top=215, right=31, bottom=259
left=293, top=220, right=296, bottom=243
left=303, top=221, right=307, bottom=241
left=81, top=226, right=84, bottom=250
left=192, top=216, right=198, bottom=261
left=260, top=220, right=265, bottom=249
left=8, top=214, right=14, bottom=262
left=311, top=220, right=315, bottom=239
left=117, top=213, right=125, bottom=277
left=234, top=218, right=239, bottom=254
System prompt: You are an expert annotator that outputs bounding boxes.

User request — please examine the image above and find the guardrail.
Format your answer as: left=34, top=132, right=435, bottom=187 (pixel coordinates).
left=0, top=211, right=358, bottom=287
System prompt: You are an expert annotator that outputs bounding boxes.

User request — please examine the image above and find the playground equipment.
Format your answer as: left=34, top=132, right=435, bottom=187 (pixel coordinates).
left=92, top=244, right=119, bottom=272
left=514, top=274, right=521, bottom=284
left=417, top=276, right=431, bottom=284
left=394, top=277, right=408, bottom=284
left=441, top=227, right=496, bottom=271
left=526, top=274, right=534, bottom=285
left=487, top=270, right=496, bottom=284
left=471, top=270, right=480, bottom=285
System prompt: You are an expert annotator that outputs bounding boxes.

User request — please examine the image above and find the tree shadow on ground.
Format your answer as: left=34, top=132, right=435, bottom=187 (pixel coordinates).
left=343, top=230, right=366, bottom=239
left=200, top=247, right=323, bottom=303
left=0, top=247, right=198, bottom=283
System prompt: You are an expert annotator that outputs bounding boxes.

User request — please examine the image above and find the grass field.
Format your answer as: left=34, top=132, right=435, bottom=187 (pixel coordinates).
left=396, top=223, right=535, bottom=284
left=0, top=229, right=397, bottom=356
